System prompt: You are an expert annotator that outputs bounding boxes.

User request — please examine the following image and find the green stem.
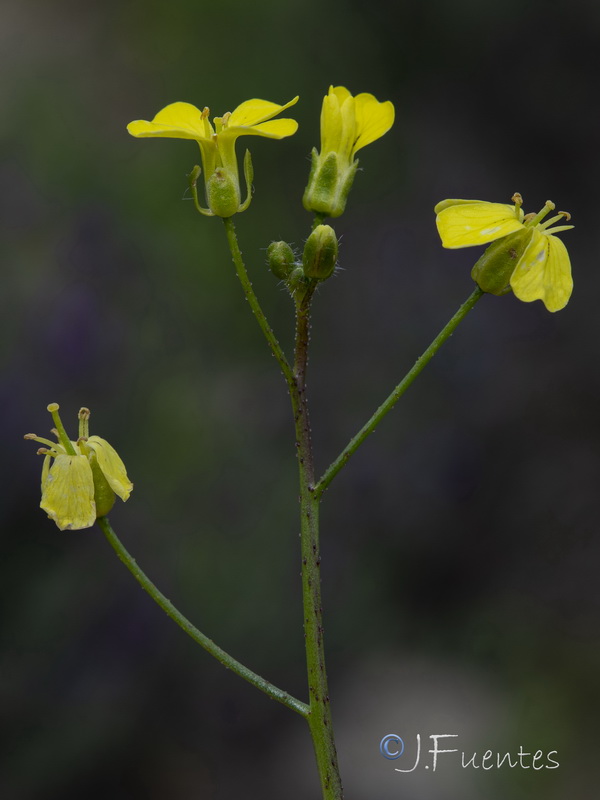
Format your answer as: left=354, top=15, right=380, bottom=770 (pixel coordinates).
left=312, top=212, right=327, bottom=230
left=223, top=217, right=295, bottom=388
left=291, top=288, right=344, bottom=800
left=315, top=286, right=484, bottom=497
left=97, top=516, right=309, bottom=717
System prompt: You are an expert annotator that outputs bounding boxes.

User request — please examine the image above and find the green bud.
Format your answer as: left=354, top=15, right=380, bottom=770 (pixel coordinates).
left=471, top=227, right=535, bottom=296
left=267, top=241, right=296, bottom=280
left=206, top=167, right=241, bottom=218
left=302, top=224, right=338, bottom=281
left=303, top=150, right=359, bottom=218
left=286, top=265, right=307, bottom=293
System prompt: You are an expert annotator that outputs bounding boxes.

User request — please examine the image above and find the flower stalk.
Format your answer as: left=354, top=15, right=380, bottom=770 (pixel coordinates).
left=97, top=515, right=309, bottom=717
left=315, top=286, right=484, bottom=497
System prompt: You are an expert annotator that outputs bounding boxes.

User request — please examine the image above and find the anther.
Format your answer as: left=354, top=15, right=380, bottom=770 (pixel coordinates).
left=511, top=192, right=523, bottom=207
left=558, top=210, right=571, bottom=221
left=24, top=433, right=37, bottom=440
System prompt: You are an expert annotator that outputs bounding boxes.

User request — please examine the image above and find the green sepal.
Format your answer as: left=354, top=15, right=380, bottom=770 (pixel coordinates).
left=90, top=453, right=116, bottom=518
left=238, top=149, right=254, bottom=213
left=333, top=158, right=359, bottom=218
left=303, top=152, right=338, bottom=215
left=471, top=227, right=534, bottom=295
left=188, top=165, right=214, bottom=217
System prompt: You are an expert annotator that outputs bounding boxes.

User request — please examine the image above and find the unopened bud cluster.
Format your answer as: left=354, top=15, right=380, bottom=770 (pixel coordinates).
left=267, top=225, right=338, bottom=295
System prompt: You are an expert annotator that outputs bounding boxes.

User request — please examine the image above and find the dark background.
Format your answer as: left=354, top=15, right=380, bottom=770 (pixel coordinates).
left=2, top=0, right=599, bottom=798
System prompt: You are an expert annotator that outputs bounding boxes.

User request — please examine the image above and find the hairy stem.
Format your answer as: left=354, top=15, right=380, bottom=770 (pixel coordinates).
left=315, top=286, right=484, bottom=496
left=291, top=287, right=344, bottom=799
left=98, top=516, right=309, bottom=717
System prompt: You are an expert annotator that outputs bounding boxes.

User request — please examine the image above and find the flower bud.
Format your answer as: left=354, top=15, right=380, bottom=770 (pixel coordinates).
left=471, top=227, right=535, bottom=296
left=206, top=167, right=241, bottom=218
left=286, top=265, right=307, bottom=293
left=267, top=241, right=296, bottom=280
left=302, top=224, right=338, bottom=281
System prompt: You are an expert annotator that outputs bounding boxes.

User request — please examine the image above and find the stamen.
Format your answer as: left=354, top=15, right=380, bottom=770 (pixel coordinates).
left=78, top=407, right=90, bottom=439
left=538, top=212, right=573, bottom=231
left=47, top=402, right=77, bottom=456
left=76, top=437, right=90, bottom=456
left=525, top=200, right=556, bottom=228
left=24, top=433, right=63, bottom=450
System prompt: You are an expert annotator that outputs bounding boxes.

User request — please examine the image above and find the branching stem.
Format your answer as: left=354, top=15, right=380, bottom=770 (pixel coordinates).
left=315, top=286, right=484, bottom=497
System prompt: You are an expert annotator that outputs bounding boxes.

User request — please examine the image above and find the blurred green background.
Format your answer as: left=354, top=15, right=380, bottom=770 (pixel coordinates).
left=3, top=0, right=600, bottom=797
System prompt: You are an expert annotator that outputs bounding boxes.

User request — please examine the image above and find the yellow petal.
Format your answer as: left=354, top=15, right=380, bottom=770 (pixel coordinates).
left=228, top=96, right=299, bottom=128
left=41, top=454, right=96, bottom=531
left=436, top=202, right=524, bottom=248
left=337, top=95, right=357, bottom=161
left=87, top=436, right=133, bottom=501
left=329, top=86, right=352, bottom=104
left=434, top=198, right=485, bottom=214
left=223, top=118, right=299, bottom=140
left=127, top=102, right=209, bottom=140
left=510, top=230, right=573, bottom=312
left=320, top=90, right=344, bottom=154
left=353, top=93, right=395, bottom=155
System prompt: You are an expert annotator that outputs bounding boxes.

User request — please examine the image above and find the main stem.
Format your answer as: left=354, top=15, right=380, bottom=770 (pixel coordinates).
left=292, top=287, right=344, bottom=800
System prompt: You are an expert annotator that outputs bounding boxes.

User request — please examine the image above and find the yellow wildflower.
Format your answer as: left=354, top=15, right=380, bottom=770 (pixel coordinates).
left=303, top=86, right=395, bottom=218
left=435, top=194, right=574, bottom=312
left=127, top=96, right=299, bottom=217
left=25, top=404, right=133, bottom=530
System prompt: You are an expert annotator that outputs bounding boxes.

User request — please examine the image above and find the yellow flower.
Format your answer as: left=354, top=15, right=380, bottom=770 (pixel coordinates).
left=303, top=86, right=395, bottom=218
left=435, top=194, right=574, bottom=312
left=25, top=404, right=133, bottom=530
left=127, top=96, right=299, bottom=217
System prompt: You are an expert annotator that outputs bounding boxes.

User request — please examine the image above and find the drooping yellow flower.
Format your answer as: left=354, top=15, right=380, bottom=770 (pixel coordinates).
left=127, top=96, right=299, bottom=217
left=435, top=194, right=574, bottom=312
left=25, top=404, right=133, bottom=531
left=303, top=86, right=395, bottom=218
